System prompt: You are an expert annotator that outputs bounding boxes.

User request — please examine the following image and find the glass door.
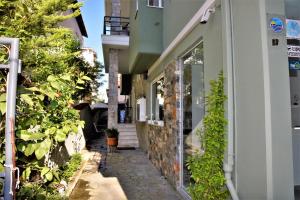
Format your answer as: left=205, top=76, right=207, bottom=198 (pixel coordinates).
left=181, top=42, right=205, bottom=188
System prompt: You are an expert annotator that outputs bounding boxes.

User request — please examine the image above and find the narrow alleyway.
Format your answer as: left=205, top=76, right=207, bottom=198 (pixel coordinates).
left=69, top=136, right=183, bottom=200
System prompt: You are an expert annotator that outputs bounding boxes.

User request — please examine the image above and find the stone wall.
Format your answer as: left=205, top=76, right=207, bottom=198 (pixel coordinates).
left=132, top=61, right=179, bottom=187
left=108, top=49, right=118, bottom=128
left=148, top=61, right=178, bottom=186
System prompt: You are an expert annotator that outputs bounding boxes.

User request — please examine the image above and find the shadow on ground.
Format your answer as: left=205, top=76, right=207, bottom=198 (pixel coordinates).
left=70, top=135, right=182, bottom=200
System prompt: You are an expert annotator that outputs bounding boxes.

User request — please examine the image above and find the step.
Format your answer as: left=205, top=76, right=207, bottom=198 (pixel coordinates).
left=118, top=142, right=139, bottom=148
left=118, top=139, right=139, bottom=148
left=118, top=128, right=136, bottom=132
left=119, top=135, right=138, bottom=138
left=117, top=124, right=136, bottom=128
left=119, top=131, right=137, bottom=135
left=119, top=135, right=138, bottom=140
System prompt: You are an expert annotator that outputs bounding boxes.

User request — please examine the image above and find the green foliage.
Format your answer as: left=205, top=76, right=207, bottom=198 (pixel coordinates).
left=60, top=153, right=82, bottom=181
left=105, top=128, right=119, bottom=138
left=186, top=72, right=229, bottom=200
left=0, top=0, right=103, bottom=197
left=17, top=182, right=66, bottom=200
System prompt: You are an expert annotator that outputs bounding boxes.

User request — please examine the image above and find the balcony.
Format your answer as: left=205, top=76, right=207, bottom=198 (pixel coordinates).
left=103, top=16, right=130, bottom=36
left=101, top=16, right=130, bottom=74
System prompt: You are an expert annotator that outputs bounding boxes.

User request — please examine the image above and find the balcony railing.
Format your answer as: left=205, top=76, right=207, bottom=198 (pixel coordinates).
left=103, top=16, right=130, bottom=36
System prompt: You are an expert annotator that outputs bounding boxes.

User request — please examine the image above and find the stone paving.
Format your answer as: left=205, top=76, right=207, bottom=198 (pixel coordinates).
left=69, top=136, right=183, bottom=200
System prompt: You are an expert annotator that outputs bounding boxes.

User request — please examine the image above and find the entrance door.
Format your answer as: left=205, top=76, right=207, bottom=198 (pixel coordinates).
left=181, top=42, right=205, bottom=189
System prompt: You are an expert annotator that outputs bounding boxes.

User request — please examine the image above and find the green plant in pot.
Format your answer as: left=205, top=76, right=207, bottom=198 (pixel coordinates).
left=105, top=128, right=119, bottom=147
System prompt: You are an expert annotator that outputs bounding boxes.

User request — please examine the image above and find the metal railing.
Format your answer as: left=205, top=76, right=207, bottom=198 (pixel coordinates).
left=103, top=16, right=130, bottom=36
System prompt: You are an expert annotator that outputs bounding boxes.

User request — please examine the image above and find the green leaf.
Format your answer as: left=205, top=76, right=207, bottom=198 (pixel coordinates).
left=19, top=130, right=45, bottom=141
left=37, top=94, right=44, bottom=101
left=17, top=143, right=26, bottom=152
left=62, top=126, right=71, bottom=134
left=24, top=143, right=38, bottom=156
left=81, top=76, right=91, bottom=81
left=45, top=171, right=53, bottom=181
left=27, top=87, right=40, bottom=92
left=77, top=79, right=85, bottom=84
left=78, top=121, right=85, bottom=128
left=0, top=163, right=4, bottom=172
left=20, top=94, right=34, bottom=106
left=52, top=170, right=60, bottom=181
left=54, top=129, right=66, bottom=142
left=22, top=167, right=31, bottom=181
left=35, top=139, right=51, bottom=160
left=0, top=102, right=6, bottom=114
left=0, top=93, right=6, bottom=102
left=61, top=74, right=71, bottom=81
left=45, top=127, right=56, bottom=135
left=50, top=81, right=62, bottom=90
left=75, top=86, right=84, bottom=90
left=47, top=75, right=56, bottom=82
left=50, top=100, right=58, bottom=109
left=41, top=167, right=50, bottom=177
left=71, top=125, right=78, bottom=133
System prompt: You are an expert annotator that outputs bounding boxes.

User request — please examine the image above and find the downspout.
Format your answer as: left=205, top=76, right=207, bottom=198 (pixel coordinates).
left=223, top=0, right=239, bottom=200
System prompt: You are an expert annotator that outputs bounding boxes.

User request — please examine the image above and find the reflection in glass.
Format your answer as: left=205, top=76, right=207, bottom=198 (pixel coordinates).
left=182, top=43, right=204, bottom=188
left=152, top=76, right=164, bottom=121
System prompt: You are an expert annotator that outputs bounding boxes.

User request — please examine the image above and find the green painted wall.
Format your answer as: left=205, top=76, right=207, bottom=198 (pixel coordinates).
left=128, top=0, right=163, bottom=73
left=231, top=0, right=293, bottom=199
left=162, top=0, right=205, bottom=49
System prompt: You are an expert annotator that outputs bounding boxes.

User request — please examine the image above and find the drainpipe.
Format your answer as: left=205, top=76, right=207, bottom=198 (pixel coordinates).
left=223, top=0, right=239, bottom=200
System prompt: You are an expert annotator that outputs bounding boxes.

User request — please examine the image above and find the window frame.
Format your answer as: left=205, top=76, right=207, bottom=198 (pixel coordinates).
left=148, top=73, right=165, bottom=126
left=178, top=40, right=204, bottom=194
left=147, top=0, right=164, bottom=8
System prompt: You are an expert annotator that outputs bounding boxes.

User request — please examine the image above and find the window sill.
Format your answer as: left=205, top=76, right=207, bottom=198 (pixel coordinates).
left=147, top=120, right=164, bottom=127
left=147, top=5, right=164, bottom=9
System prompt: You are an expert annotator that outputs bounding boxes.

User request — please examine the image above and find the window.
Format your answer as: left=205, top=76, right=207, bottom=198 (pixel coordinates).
left=147, top=0, right=164, bottom=8
left=181, top=42, right=204, bottom=188
left=151, top=75, right=164, bottom=123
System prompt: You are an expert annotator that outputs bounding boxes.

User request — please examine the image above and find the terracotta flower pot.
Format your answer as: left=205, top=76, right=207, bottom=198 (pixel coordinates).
left=107, top=137, right=118, bottom=147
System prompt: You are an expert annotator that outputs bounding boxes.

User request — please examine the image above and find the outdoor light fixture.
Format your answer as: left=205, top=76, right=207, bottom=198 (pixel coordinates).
left=200, top=7, right=215, bottom=24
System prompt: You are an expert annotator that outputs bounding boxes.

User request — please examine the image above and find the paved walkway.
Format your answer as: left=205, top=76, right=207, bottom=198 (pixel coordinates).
left=69, top=137, right=183, bottom=200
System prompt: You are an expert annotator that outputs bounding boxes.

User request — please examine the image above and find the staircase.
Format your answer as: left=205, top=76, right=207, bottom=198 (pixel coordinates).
left=117, top=124, right=139, bottom=148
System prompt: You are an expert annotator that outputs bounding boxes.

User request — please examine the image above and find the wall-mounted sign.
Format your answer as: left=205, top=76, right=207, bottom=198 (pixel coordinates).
left=289, top=60, right=300, bottom=70
left=270, top=17, right=284, bottom=33
left=288, top=45, right=300, bottom=57
left=286, top=19, right=300, bottom=39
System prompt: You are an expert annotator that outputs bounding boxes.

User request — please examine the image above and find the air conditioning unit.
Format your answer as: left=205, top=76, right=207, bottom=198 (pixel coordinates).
left=136, top=97, right=146, bottom=122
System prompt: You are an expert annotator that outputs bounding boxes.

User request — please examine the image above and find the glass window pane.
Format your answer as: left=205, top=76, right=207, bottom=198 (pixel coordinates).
left=151, top=76, right=164, bottom=121
left=182, top=42, right=204, bottom=188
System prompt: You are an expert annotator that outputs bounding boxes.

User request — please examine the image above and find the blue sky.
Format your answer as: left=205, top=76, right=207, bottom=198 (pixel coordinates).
left=80, top=0, right=108, bottom=100
left=80, top=0, right=104, bottom=63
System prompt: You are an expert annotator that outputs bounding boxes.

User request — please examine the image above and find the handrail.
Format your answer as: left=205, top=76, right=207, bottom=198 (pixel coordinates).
left=103, top=16, right=130, bottom=36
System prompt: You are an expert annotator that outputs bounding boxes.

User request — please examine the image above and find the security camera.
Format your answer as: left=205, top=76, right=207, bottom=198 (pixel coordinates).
left=200, top=8, right=215, bottom=24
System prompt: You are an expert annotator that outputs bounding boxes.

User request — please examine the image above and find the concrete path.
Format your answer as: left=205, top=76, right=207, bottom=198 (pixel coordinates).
left=69, top=137, right=183, bottom=200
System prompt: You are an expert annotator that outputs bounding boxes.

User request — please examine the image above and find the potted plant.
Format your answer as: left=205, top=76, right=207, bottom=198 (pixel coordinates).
left=105, top=128, right=119, bottom=147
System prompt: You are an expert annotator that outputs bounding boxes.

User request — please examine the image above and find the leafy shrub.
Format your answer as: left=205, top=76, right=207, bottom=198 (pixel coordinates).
left=105, top=128, right=119, bottom=138
left=61, top=153, right=82, bottom=181
left=17, top=183, right=67, bottom=200
left=186, top=72, right=229, bottom=200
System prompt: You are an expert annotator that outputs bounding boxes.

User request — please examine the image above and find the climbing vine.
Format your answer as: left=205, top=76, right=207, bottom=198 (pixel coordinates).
left=186, top=71, right=229, bottom=200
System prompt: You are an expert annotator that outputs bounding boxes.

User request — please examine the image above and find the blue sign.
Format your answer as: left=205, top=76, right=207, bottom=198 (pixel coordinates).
left=270, top=17, right=284, bottom=33
left=287, top=19, right=300, bottom=39
left=289, top=60, right=300, bottom=70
